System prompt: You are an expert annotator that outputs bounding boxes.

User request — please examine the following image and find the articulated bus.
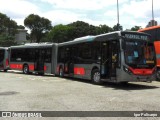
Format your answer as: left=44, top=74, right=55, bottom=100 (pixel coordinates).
left=9, top=43, right=57, bottom=75
left=138, top=26, right=160, bottom=80
left=56, top=31, right=156, bottom=84
left=0, top=47, right=9, bottom=72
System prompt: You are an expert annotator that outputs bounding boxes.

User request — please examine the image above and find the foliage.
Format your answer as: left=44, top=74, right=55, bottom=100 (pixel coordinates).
left=24, top=14, right=52, bottom=43
left=113, top=23, right=123, bottom=31
left=97, top=25, right=113, bottom=34
left=0, top=33, right=17, bottom=47
left=68, top=21, right=98, bottom=39
left=0, top=12, right=17, bottom=47
left=46, top=21, right=114, bottom=43
left=17, top=25, right=25, bottom=29
left=48, top=24, right=74, bottom=43
left=130, top=26, right=142, bottom=31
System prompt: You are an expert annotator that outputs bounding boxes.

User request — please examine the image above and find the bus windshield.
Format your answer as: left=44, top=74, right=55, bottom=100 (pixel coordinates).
left=0, top=50, right=5, bottom=62
left=124, top=40, right=156, bottom=68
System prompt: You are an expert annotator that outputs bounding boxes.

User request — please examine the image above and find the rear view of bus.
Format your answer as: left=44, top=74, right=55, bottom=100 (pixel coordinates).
left=0, top=47, right=9, bottom=72
left=120, top=32, right=156, bottom=82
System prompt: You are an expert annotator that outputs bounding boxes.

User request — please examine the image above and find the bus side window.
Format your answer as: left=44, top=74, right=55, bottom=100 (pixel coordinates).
left=45, top=48, right=51, bottom=63
left=92, top=41, right=100, bottom=63
left=58, top=47, right=65, bottom=63
left=76, top=43, right=92, bottom=64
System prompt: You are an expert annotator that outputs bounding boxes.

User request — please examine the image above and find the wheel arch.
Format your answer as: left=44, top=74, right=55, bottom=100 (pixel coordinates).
left=91, top=66, right=100, bottom=74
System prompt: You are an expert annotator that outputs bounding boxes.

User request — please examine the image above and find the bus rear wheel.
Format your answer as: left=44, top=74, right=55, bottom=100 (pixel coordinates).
left=91, top=69, right=102, bottom=84
left=23, top=65, right=29, bottom=74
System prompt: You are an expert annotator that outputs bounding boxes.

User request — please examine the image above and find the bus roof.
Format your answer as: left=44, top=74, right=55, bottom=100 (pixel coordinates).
left=58, top=31, right=150, bottom=46
left=0, top=47, right=8, bottom=50
left=10, top=43, right=57, bottom=49
left=59, top=31, right=121, bottom=46
left=138, top=25, right=160, bottom=32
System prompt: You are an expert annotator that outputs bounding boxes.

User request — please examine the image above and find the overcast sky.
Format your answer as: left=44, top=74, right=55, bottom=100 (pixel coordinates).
left=0, top=0, right=159, bottom=30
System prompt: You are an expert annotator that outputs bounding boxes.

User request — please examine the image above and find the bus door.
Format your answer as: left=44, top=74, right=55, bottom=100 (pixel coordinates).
left=64, top=47, right=74, bottom=75
left=108, top=41, right=119, bottom=78
left=68, top=47, right=74, bottom=75
left=101, top=42, right=109, bottom=78
left=0, top=49, right=5, bottom=69
left=34, top=49, right=45, bottom=72
left=101, top=41, right=118, bottom=79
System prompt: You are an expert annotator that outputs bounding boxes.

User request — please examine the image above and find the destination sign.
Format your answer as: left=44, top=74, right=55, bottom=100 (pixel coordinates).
left=124, top=34, right=149, bottom=41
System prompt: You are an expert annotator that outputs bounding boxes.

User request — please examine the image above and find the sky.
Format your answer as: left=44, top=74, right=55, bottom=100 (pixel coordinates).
left=0, top=0, right=160, bottom=30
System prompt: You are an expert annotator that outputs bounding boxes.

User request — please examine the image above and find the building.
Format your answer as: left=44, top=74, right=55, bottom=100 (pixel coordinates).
left=15, top=29, right=27, bottom=44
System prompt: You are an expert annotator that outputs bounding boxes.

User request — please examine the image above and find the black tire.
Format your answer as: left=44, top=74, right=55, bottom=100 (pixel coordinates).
left=91, top=69, right=102, bottom=84
left=23, top=65, right=29, bottom=74
left=156, top=69, right=160, bottom=81
left=4, top=69, right=7, bottom=72
left=59, top=67, right=64, bottom=77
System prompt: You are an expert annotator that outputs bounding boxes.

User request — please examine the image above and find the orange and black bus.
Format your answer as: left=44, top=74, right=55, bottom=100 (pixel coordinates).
left=9, top=43, right=57, bottom=75
left=138, top=26, right=160, bottom=80
left=56, top=31, right=157, bottom=84
left=0, top=47, right=9, bottom=72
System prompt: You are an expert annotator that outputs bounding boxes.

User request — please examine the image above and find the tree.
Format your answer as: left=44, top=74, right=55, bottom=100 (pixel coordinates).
left=97, top=25, right=113, bottom=34
left=48, top=24, right=74, bottom=43
left=17, top=25, right=25, bottom=29
left=113, top=23, right=123, bottom=31
left=0, top=12, right=17, bottom=47
left=131, top=26, right=142, bottom=31
left=24, top=14, right=52, bottom=43
left=68, top=21, right=97, bottom=39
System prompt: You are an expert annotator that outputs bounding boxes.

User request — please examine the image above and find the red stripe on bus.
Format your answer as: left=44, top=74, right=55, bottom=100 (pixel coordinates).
left=74, top=67, right=85, bottom=75
left=44, top=66, right=47, bottom=71
left=6, top=59, right=9, bottom=66
left=129, top=67, right=155, bottom=75
left=29, top=64, right=34, bottom=71
left=157, top=59, right=160, bottom=67
left=10, top=64, right=23, bottom=70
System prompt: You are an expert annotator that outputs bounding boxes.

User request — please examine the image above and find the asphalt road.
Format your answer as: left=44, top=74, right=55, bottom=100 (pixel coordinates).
left=0, top=71, right=160, bottom=120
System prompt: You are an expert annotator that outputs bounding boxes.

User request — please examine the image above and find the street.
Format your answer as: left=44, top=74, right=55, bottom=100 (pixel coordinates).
left=0, top=71, right=160, bottom=120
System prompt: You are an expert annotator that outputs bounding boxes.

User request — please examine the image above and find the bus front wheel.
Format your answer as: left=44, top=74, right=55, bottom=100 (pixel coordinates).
left=23, top=65, right=29, bottom=74
left=91, top=69, right=102, bottom=84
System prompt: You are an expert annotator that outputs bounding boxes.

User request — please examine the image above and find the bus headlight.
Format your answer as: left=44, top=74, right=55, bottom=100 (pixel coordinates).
left=123, top=66, right=133, bottom=75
